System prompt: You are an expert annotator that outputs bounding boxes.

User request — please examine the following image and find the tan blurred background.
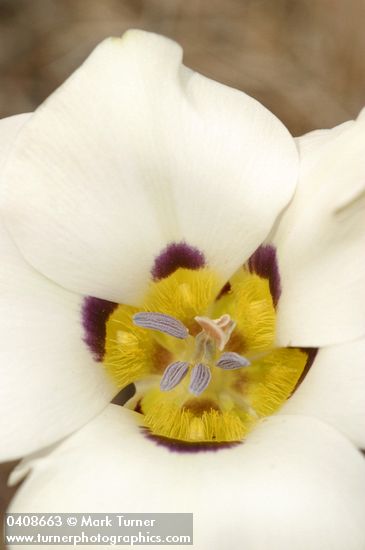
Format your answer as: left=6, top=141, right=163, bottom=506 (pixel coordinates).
left=1, top=0, right=365, bottom=134
left=1, top=0, right=365, bottom=540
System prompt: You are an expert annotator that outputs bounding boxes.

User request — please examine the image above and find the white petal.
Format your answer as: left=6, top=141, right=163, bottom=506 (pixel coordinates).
left=274, top=110, right=365, bottom=346
left=0, top=222, right=115, bottom=461
left=0, top=114, right=31, bottom=169
left=9, top=405, right=365, bottom=550
left=0, top=30, right=298, bottom=304
left=0, top=113, right=114, bottom=460
left=281, top=338, right=365, bottom=448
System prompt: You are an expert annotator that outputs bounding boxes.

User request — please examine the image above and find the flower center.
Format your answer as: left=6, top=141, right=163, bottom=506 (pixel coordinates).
left=133, top=311, right=250, bottom=396
left=103, top=267, right=309, bottom=445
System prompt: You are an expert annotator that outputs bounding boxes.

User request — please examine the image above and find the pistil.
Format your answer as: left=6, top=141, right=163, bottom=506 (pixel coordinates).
left=195, top=314, right=236, bottom=351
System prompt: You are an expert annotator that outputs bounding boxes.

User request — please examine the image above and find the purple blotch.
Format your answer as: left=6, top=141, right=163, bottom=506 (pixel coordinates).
left=112, top=383, right=136, bottom=406
left=216, top=281, right=231, bottom=300
left=293, top=347, right=318, bottom=392
left=151, top=241, right=205, bottom=280
left=248, top=245, right=281, bottom=306
left=141, top=427, right=241, bottom=453
left=82, top=296, right=118, bottom=362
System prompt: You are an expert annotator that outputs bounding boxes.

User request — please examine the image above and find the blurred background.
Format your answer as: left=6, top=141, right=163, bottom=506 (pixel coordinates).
left=1, top=0, right=365, bottom=134
left=1, top=0, right=365, bottom=534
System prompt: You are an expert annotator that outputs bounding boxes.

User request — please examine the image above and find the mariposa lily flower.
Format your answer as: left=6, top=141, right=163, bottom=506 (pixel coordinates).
left=1, top=30, right=365, bottom=550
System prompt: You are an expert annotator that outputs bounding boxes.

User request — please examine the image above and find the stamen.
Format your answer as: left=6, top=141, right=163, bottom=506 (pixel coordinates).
left=216, top=352, right=251, bottom=370
left=160, top=361, right=190, bottom=391
left=189, top=363, right=211, bottom=396
left=133, top=312, right=189, bottom=339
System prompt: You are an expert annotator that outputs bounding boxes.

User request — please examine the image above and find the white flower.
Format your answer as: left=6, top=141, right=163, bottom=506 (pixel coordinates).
left=0, top=30, right=364, bottom=550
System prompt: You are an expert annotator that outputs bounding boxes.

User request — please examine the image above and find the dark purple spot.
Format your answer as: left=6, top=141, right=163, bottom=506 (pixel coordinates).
left=216, top=281, right=231, bottom=300
left=293, top=347, right=318, bottom=392
left=151, top=242, right=205, bottom=280
left=82, top=296, right=118, bottom=362
left=247, top=245, right=281, bottom=306
left=141, top=427, right=241, bottom=453
left=112, top=384, right=136, bottom=406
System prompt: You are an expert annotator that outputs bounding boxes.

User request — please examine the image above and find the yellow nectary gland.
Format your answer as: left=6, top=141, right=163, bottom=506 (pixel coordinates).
left=142, top=391, right=253, bottom=442
left=103, top=267, right=308, bottom=444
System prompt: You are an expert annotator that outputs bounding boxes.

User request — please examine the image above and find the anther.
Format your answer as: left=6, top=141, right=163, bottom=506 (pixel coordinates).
left=189, top=363, right=211, bottom=396
left=133, top=312, right=189, bottom=339
left=216, top=352, right=251, bottom=370
left=160, top=361, right=190, bottom=391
